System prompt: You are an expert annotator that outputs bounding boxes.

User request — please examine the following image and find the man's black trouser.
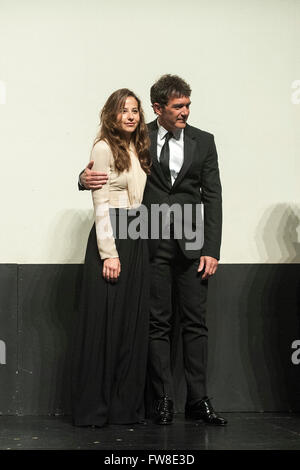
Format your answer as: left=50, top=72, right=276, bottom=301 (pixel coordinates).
left=148, top=236, right=208, bottom=404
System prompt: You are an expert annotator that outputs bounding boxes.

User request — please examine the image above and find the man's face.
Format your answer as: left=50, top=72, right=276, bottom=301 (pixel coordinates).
left=154, top=95, right=191, bottom=132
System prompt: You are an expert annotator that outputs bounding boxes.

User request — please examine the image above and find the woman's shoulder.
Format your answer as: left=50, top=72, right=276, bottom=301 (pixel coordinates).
left=91, top=139, right=113, bottom=160
left=93, top=139, right=112, bottom=153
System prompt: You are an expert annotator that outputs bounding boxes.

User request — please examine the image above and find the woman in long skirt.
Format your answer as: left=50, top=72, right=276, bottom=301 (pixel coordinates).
left=71, top=89, right=151, bottom=427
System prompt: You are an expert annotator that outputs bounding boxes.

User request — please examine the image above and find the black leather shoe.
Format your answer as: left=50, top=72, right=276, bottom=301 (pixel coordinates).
left=185, top=397, right=227, bottom=426
left=154, top=396, right=174, bottom=425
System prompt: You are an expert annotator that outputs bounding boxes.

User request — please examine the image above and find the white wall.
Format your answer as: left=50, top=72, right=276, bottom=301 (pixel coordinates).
left=0, top=0, right=299, bottom=263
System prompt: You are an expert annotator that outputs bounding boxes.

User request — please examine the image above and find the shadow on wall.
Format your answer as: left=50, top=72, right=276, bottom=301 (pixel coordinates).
left=14, top=204, right=300, bottom=414
left=18, top=209, right=95, bottom=415
left=204, top=204, right=300, bottom=412
left=47, top=209, right=95, bottom=415
left=47, top=209, right=94, bottom=263
left=256, top=204, right=300, bottom=262
left=240, top=204, right=300, bottom=411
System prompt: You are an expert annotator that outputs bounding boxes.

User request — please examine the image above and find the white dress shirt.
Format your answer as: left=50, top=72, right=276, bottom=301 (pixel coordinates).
left=157, top=121, right=184, bottom=185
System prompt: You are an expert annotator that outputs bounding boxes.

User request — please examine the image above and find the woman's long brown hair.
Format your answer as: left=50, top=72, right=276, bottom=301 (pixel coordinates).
left=94, top=88, right=151, bottom=174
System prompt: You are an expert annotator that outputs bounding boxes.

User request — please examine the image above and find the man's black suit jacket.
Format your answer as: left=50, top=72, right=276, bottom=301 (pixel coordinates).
left=143, top=120, right=222, bottom=261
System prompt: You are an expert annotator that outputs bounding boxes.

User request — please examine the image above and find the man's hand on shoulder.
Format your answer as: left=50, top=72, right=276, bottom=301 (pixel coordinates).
left=80, top=161, right=108, bottom=190
left=198, top=256, right=218, bottom=279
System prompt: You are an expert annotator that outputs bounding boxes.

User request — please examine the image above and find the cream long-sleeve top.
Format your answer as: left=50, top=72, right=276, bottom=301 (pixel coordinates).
left=91, top=139, right=147, bottom=260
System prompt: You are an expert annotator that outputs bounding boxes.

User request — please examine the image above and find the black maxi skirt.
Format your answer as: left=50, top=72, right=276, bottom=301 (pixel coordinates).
left=71, top=209, right=150, bottom=427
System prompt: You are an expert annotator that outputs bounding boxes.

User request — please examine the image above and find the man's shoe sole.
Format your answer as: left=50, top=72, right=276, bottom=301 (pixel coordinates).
left=185, top=413, right=227, bottom=426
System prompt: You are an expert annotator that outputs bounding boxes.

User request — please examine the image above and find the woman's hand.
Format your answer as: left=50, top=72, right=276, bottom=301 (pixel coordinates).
left=103, top=258, right=121, bottom=281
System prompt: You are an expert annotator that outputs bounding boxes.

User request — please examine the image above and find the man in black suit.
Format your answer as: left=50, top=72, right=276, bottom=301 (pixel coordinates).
left=79, top=75, right=227, bottom=426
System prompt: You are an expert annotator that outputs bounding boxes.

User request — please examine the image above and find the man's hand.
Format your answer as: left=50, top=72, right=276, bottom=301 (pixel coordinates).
left=103, top=258, right=121, bottom=281
left=198, top=256, right=218, bottom=279
left=80, top=161, right=108, bottom=190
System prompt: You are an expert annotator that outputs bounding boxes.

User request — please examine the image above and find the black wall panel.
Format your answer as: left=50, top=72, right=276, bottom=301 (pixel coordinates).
left=206, top=264, right=300, bottom=411
left=18, top=265, right=82, bottom=415
left=0, top=265, right=18, bottom=414
left=0, top=263, right=300, bottom=414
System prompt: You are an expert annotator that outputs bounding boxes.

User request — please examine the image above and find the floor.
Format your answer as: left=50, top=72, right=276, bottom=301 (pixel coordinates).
left=0, top=413, right=300, bottom=451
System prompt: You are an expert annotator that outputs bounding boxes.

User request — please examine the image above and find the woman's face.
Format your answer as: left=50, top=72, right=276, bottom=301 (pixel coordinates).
left=118, top=96, right=140, bottom=136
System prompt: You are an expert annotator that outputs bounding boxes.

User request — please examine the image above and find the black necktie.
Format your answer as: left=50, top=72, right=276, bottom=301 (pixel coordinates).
left=160, top=132, right=172, bottom=186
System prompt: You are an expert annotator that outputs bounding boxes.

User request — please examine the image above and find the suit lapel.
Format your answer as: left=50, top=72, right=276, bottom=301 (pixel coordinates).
left=171, top=124, right=196, bottom=191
